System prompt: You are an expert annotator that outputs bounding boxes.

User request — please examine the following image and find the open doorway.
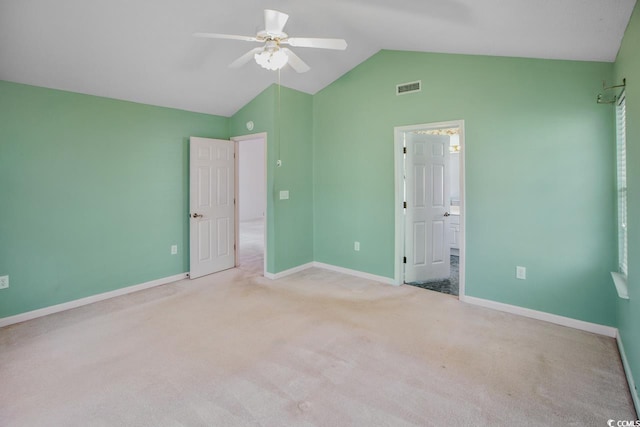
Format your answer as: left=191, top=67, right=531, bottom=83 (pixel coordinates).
left=394, top=121, right=465, bottom=297
left=233, top=133, right=267, bottom=276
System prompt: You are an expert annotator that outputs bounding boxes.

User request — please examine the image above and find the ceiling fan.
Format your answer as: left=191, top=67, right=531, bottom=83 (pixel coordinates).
left=193, top=9, right=347, bottom=73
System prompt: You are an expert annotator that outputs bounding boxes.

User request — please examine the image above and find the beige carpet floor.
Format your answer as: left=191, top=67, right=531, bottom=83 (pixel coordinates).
left=0, top=266, right=636, bottom=426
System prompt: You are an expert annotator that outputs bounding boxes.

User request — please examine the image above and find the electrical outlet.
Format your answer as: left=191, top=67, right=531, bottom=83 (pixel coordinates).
left=171, top=245, right=178, bottom=255
left=516, top=266, right=526, bottom=280
left=354, top=241, right=360, bottom=251
left=0, top=275, right=8, bottom=289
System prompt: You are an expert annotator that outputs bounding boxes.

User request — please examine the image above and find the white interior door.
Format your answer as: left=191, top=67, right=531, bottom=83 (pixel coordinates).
left=189, top=137, right=235, bottom=279
left=404, top=133, right=450, bottom=283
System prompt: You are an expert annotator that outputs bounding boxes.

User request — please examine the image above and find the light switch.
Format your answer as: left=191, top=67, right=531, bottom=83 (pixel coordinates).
left=279, top=190, right=289, bottom=200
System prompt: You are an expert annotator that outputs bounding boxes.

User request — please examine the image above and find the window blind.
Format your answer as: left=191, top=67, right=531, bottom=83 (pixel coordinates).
left=616, top=94, right=628, bottom=276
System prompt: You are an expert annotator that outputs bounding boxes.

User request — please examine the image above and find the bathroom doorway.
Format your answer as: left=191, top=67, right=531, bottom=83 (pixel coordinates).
left=394, top=121, right=465, bottom=297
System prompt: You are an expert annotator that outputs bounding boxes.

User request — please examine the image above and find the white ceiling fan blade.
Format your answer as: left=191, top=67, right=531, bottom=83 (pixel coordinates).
left=229, top=48, right=264, bottom=68
left=284, top=37, right=347, bottom=50
left=264, top=9, right=289, bottom=34
left=193, top=32, right=259, bottom=42
left=282, top=48, right=310, bottom=73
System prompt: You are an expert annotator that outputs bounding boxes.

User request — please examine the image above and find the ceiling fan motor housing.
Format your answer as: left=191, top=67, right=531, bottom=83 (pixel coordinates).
left=257, top=30, right=288, bottom=42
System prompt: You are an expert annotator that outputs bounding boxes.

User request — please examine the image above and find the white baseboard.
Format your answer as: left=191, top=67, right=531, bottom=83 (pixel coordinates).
left=312, top=262, right=396, bottom=285
left=460, top=295, right=618, bottom=337
left=264, top=263, right=315, bottom=280
left=264, top=261, right=395, bottom=285
left=617, top=331, right=640, bottom=416
left=0, top=273, right=188, bottom=328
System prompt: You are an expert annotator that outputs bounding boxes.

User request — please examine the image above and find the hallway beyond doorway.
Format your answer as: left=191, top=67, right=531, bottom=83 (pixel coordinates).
left=238, top=219, right=264, bottom=275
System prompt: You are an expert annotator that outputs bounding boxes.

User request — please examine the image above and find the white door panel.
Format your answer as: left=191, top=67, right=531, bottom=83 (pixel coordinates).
left=405, top=133, right=450, bottom=282
left=190, top=137, right=235, bottom=279
left=413, top=221, right=427, bottom=266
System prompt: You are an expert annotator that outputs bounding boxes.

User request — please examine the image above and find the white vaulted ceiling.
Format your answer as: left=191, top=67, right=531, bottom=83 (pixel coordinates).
left=0, top=0, right=636, bottom=116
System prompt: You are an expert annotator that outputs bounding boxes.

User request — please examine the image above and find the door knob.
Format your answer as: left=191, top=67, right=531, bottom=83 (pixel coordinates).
left=444, top=212, right=450, bottom=217
left=191, top=213, right=204, bottom=218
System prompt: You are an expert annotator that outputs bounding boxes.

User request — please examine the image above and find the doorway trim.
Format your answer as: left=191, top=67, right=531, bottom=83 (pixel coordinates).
left=231, top=132, right=268, bottom=277
left=393, top=120, right=466, bottom=298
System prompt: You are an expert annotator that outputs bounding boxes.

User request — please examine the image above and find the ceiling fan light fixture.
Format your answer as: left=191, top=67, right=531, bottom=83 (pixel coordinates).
left=254, top=49, right=288, bottom=70
left=195, top=9, right=346, bottom=73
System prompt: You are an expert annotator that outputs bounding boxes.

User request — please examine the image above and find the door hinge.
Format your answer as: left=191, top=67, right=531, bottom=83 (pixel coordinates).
left=403, top=257, right=407, bottom=264
left=403, top=201, right=407, bottom=209
left=403, top=146, right=407, bottom=154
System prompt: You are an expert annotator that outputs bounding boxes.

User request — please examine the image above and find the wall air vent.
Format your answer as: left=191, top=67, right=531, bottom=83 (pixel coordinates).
left=396, top=80, right=421, bottom=96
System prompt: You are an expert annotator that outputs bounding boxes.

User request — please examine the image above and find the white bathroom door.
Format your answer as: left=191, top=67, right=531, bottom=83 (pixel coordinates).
left=404, top=133, right=451, bottom=283
left=189, top=137, right=235, bottom=279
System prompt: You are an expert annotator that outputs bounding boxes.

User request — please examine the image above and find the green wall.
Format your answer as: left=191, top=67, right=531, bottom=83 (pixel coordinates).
left=614, top=1, right=640, bottom=407
left=0, top=44, right=627, bottom=338
left=0, top=81, right=228, bottom=317
left=229, top=84, right=314, bottom=274
left=313, top=51, right=617, bottom=326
